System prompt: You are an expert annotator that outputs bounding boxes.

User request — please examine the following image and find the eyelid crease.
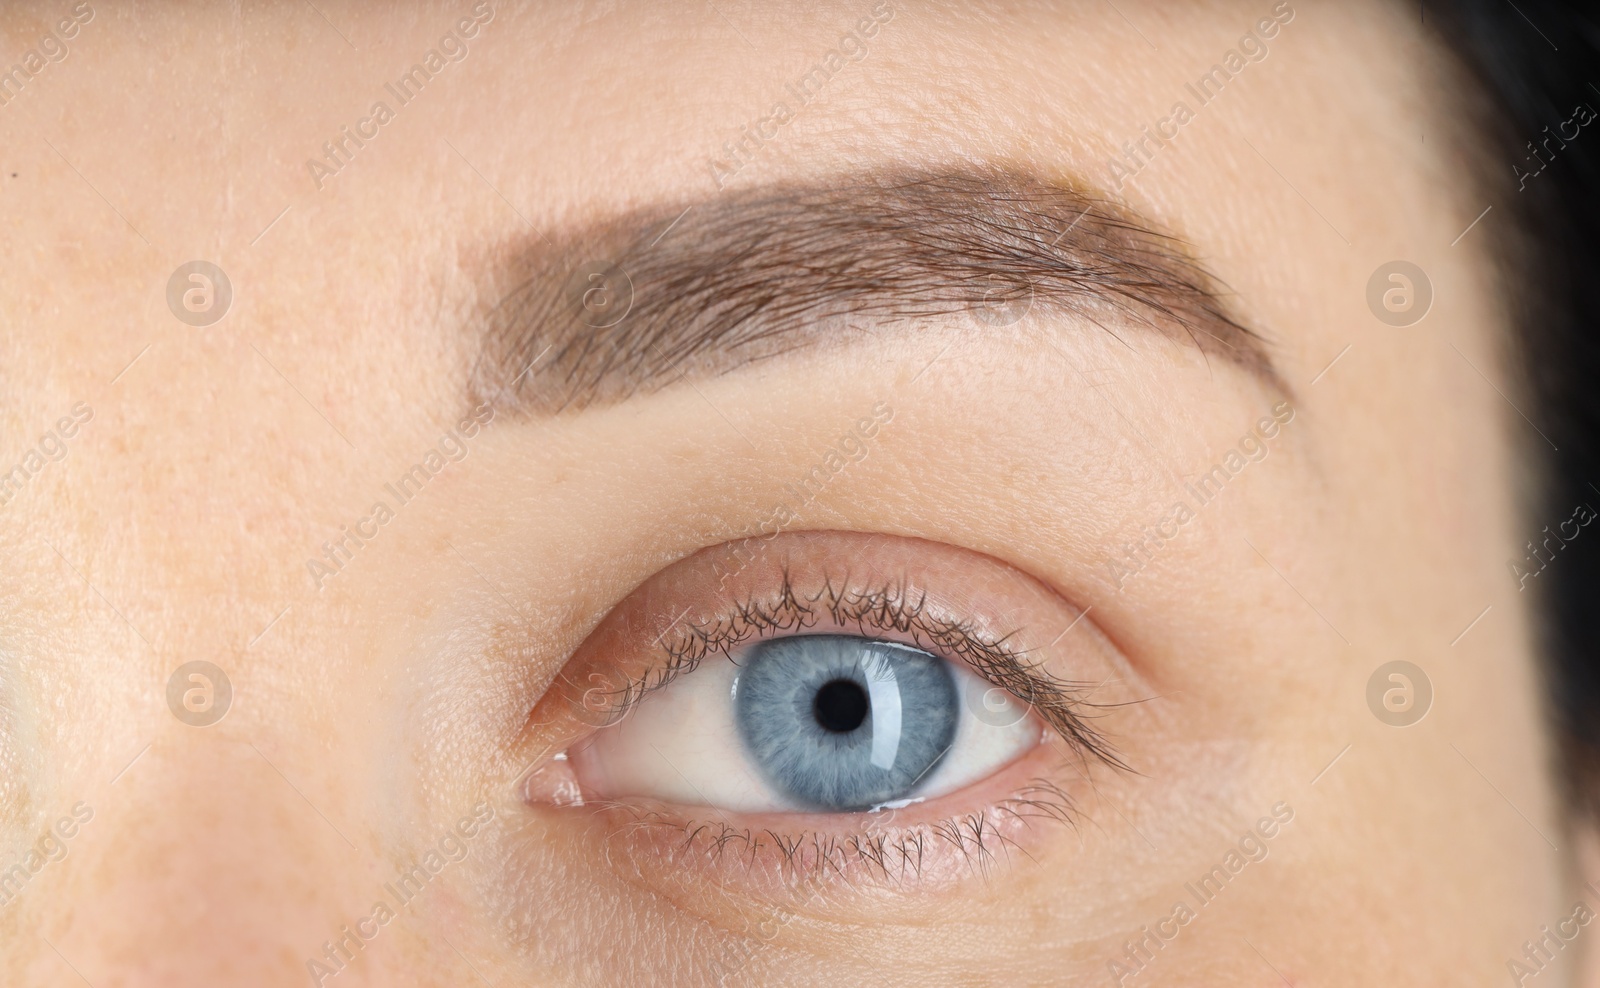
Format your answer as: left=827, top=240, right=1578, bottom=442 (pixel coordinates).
left=579, top=568, right=1127, bottom=776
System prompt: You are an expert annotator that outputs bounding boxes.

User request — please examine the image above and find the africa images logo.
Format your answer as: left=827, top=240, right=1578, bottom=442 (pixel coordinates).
left=706, top=1, right=894, bottom=189
left=304, top=802, right=494, bottom=985
left=1106, top=1, right=1294, bottom=192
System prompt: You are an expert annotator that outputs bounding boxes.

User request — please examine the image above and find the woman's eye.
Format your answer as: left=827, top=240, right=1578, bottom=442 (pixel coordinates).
left=568, top=634, right=1041, bottom=814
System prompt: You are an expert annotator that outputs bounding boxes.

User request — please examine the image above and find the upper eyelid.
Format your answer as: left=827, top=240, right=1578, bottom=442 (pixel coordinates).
left=576, top=571, right=1125, bottom=774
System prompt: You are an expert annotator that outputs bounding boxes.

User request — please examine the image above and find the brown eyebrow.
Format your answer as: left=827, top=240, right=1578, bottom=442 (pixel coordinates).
left=468, top=168, right=1282, bottom=414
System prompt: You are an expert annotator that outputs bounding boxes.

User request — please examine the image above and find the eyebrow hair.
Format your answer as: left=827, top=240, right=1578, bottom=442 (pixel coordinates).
left=469, top=168, right=1281, bottom=414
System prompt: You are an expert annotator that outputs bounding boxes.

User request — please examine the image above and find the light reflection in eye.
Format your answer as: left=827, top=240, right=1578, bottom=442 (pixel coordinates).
left=569, top=634, right=1041, bottom=814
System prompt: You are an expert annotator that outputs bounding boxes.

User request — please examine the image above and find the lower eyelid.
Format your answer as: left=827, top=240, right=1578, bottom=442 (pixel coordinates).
left=536, top=739, right=1085, bottom=899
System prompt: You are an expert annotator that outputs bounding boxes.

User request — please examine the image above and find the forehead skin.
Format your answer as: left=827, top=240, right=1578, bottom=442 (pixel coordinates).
left=0, top=1, right=1571, bottom=986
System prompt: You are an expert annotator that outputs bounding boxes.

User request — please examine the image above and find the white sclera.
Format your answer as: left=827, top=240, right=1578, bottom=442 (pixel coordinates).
left=569, top=640, right=1040, bottom=814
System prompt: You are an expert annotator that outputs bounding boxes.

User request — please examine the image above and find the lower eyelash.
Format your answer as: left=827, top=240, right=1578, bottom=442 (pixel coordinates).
left=587, top=775, right=1083, bottom=890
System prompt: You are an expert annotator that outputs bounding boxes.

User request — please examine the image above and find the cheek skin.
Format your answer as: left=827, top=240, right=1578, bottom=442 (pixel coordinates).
left=0, top=1, right=1567, bottom=986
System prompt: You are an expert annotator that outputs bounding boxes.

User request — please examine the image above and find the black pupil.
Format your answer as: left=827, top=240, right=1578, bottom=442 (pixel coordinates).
left=812, top=679, right=870, bottom=733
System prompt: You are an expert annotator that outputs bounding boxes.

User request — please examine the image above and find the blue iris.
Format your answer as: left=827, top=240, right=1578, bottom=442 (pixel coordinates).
left=733, top=635, right=958, bottom=811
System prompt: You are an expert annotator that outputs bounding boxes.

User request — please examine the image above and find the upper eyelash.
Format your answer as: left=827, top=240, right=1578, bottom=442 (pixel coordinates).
left=582, top=568, right=1126, bottom=774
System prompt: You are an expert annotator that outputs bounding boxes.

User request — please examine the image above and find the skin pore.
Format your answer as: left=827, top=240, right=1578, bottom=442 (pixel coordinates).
left=0, top=1, right=1592, bottom=985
